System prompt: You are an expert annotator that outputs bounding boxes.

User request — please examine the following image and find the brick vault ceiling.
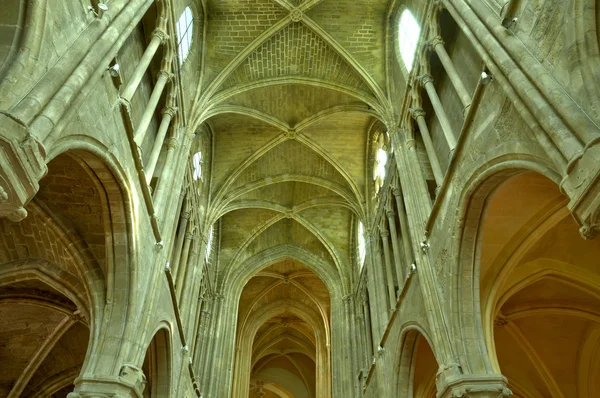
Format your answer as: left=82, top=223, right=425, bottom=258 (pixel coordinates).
left=194, top=0, right=394, bottom=292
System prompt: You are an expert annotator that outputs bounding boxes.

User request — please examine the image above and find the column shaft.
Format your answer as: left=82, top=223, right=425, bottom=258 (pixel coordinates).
left=380, top=226, right=396, bottom=309
left=175, top=231, right=193, bottom=296
left=121, top=29, right=167, bottom=102
left=412, top=108, right=444, bottom=186
left=153, top=136, right=181, bottom=216
left=421, top=74, right=457, bottom=150
left=432, top=37, right=472, bottom=109
left=133, top=70, right=171, bottom=146
left=362, top=299, right=374, bottom=359
left=387, top=208, right=405, bottom=283
left=392, top=187, right=415, bottom=268
left=145, top=106, right=177, bottom=183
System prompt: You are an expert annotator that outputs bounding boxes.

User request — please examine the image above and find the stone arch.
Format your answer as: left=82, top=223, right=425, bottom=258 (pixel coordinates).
left=44, top=141, right=138, bottom=375
left=225, top=244, right=343, bottom=299
left=452, top=155, right=561, bottom=375
left=140, top=326, right=173, bottom=398
left=455, top=155, right=600, bottom=396
left=393, top=323, right=439, bottom=398
left=0, top=259, right=92, bottom=397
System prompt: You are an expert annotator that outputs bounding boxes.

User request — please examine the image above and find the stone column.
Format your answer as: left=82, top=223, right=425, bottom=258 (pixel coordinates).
left=362, top=297, right=374, bottom=359
left=367, top=233, right=388, bottom=334
left=169, top=198, right=190, bottom=281
left=392, top=186, right=415, bottom=268
left=179, top=232, right=200, bottom=307
left=386, top=205, right=405, bottom=284
left=133, top=70, right=172, bottom=146
left=429, top=36, right=472, bottom=110
left=175, top=230, right=194, bottom=293
left=410, top=107, right=444, bottom=187
left=153, top=136, right=180, bottom=216
left=145, top=105, right=178, bottom=183
left=419, top=74, right=457, bottom=151
left=379, top=224, right=396, bottom=309
left=121, top=28, right=168, bottom=102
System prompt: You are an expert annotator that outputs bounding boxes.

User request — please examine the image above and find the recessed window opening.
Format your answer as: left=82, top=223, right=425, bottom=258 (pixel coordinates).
left=193, top=151, right=202, bottom=181
left=205, top=225, right=214, bottom=263
left=176, top=7, right=193, bottom=64
left=398, top=9, right=420, bottom=72
left=358, top=222, right=366, bottom=269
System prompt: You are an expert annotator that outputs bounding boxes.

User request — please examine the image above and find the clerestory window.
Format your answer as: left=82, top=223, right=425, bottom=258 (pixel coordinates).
left=205, top=225, right=214, bottom=263
left=398, top=9, right=420, bottom=72
left=373, top=134, right=388, bottom=194
left=193, top=151, right=203, bottom=181
left=358, top=222, right=366, bottom=270
left=176, top=7, right=193, bottom=64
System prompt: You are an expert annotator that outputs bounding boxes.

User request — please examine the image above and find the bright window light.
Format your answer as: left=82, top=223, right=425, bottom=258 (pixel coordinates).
left=176, top=7, right=193, bottom=64
left=399, top=10, right=420, bottom=72
left=205, top=226, right=214, bottom=263
left=358, top=222, right=366, bottom=269
left=193, top=151, right=202, bottom=181
left=375, top=148, right=388, bottom=181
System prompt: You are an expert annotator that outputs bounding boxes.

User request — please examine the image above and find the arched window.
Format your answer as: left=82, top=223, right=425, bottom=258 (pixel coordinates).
left=398, top=9, right=420, bottom=72
left=373, top=134, right=388, bottom=194
left=192, top=151, right=202, bottom=181
left=176, top=7, right=193, bottom=64
left=205, top=225, right=214, bottom=263
left=358, top=222, right=366, bottom=269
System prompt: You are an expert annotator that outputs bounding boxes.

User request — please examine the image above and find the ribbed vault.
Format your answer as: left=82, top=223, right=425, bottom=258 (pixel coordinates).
left=194, top=0, right=394, bottom=395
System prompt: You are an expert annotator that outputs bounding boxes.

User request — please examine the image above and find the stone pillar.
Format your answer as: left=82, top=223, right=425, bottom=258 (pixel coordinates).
left=133, top=70, right=172, bottom=146
left=429, top=36, right=472, bottom=110
left=362, top=297, right=374, bottom=359
left=153, top=136, right=180, bottom=216
left=392, top=186, right=415, bottom=269
left=391, top=130, right=459, bottom=371
left=386, top=205, right=405, bottom=284
left=419, top=74, right=457, bottom=151
left=145, top=105, right=178, bottom=183
left=379, top=224, right=396, bottom=309
left=410, top=107, right=444, bottom=187
left=121, top=28, right=168, bottom=102
left=175, top=230, right=194, bottom=293
left=169, top=198, right=190, bottom=281
left=367, top=233, right=388, bottom=334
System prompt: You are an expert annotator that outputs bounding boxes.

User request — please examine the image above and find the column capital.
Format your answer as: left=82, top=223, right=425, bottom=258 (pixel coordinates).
left=409, top=107, right=426, bottom=120
left=429, top=35, right=445, bottom=49
left=157, top=70, right=173, bottom=81
left=68, top=364, right=147, bottom=398
left=436, top=372, right=512, bottom=398
left=379, top=226, right=389, bottom=238
left=385, top=207, right=395, bottom=219
left=161, top=106, right=178, bottom=117
left=419, top=74, right=434, bottom=86
left=152, top=28, right=169, bottom=43
left=167, top=137, right=180, bottom=150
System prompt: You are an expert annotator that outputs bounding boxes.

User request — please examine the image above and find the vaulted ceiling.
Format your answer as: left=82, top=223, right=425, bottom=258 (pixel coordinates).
left=189, top=0, right=397, bottom=393
left=192, top=0, right=397, bottom=287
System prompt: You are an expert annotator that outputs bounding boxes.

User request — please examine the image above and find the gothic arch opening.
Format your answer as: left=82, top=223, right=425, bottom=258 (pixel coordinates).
left=395, top=328, right=438, bottom=398
left=142, top=328, right=172, bottom=397
left=232, top=260, right=331, bottom=398
left=475, top=172, right=600, bottom=397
